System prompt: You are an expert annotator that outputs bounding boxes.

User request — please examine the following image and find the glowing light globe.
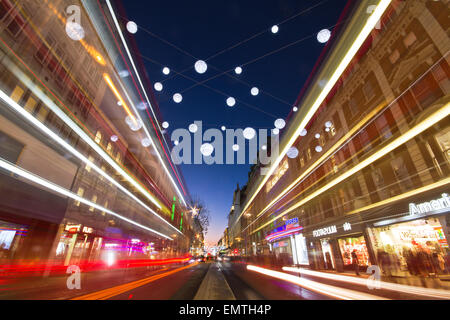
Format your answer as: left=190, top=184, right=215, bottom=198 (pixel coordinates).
left=117, top=101, right=122, bottom=106
left=274, top=118, right=286, bottom=129
left=317, top=29, right=331, bottom=43
left=315, top=133, right=321, bottom=139
left=111, top=135, right=118, bottom=142
left=137, top=102, right=148, bottom=110
left=194, top=60, right=208, bottom=74
left=173, top=93, right=183, bottom=103
left=287, top=147, right=299, bottom=159
left=118, top=70, right=129, bottom=78
left=272, top=128, right=279, bottom=135
left=141, top=138, right=151, bottom=147
left=325, top=127, right=330, bottom=132
left=271, top=25, right=279, bottom=34
left=325, top=121, right=333, bottom=128
left=154, top=82, right=163, bottom=91
left=235, top=67, right=242, bottom=75
left=126, top=117, right=143, bottom=131
left=232, top=144, right=240, bottom=152
left=221, top=126, right=226, bottom=131
left=251, top=87, right=259, bottom=96
left=200, top=143, right=214, bottom=157
left=300, top=129, right=307, bottom=136
left=162, top=121, right=169, bottom=129
left=243, top=128, right=256, bottom=140
left=65, top=22, right=85, bottom=41
left=162, top=67, right=170, bottom=75
left=293, top=107, right=298, bottom=112
left=126, top=21, right=138, bottom=34
left=189, top=123, right=198, bottom=133
left=226, top=97, right=236, bottom=107
left=174, top=140, right=179, bottom=146
left=261, top=145, right=267, bottom=151
left=315, top=145, right=323, bottom=153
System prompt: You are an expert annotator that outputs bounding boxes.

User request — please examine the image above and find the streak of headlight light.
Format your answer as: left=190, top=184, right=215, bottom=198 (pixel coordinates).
left=105, top=0, right=186, bottom=207
left=237, top=0, right=393, bottom=221
left=103, top=73, right=138, bottom=125
left=246, top=265, right=387, bottom=300
left=0, top=87, right=182, bottom=235
left=1, top=61, right=185, bottom=234
left=0, top=158, right=172, bottom=240
left=283, top=267, right=450, bottom=299
left=251, top=101, right=450, bottom=234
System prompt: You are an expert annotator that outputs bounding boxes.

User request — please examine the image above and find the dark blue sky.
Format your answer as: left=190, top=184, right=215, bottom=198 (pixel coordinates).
left=120, top=0, right=348, bottom=245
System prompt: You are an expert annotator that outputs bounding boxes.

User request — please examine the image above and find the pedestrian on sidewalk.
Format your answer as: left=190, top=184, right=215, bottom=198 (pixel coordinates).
left=351, top=249, right=360, bottom=276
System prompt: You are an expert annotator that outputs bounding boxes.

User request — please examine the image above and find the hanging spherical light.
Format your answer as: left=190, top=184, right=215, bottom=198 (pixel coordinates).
left=194, top=60, right=208, bottom=74
left=325, top=121, right=333, bottom=128
left=315, top=133, right=321, bottom=139
left=189, top=123, right=198, bottom=133
left=141, top=138, right=151, bottom=147
left=226, top=97, right=236, bottom=107
left=221, top=126, right=226, bottom=131
left=232, top=144, right=240, bottom=152
left=293, top=106, right=298, bottom=112
left=174, top=140, right=179, bottom=146
left=173, top=93, right=183, bottom=103
left=317, top=29, right=331, bottom=43
left=300, top=129, right=307, bottom=136
left=200, top=143, right=214, bottom=157
left=110, top=135, right=118, bottom=142
left=261, top=145, right=267, bottom=151
left=235, top=67, right=242, bottom=75
left=251, top=87, right=259, bottom=96
left=272, top=128, right=279, bottom=135
left=243, top=127, right=256, bottom=140
left=162, top=121, right=169, bottom=129
left=154, top=82, right=163, bottom=92
left=162, top=67, right=170, bottom=75
left=274, top=118, right=286, bottom=129
left=126, top=21, right=138, bottom=34
left=315, top=145, right=323, bottom=153
left=117, top=101, right=122, bottom=106
left=271, top=25, right=279, bottom=34
left=287, top=147, right=299, bottom=159
left=325, top=127, right=330, bottom=132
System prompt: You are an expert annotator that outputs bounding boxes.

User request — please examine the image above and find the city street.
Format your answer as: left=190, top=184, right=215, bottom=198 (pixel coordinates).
left=1, top=261, right=449, bottom=300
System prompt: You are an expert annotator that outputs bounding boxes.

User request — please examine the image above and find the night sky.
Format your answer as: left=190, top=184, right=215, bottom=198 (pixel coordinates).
left=120, top=0, right=348, bottom=245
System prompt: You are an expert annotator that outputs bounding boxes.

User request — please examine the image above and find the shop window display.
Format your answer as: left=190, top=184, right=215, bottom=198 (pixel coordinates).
left=338, top=236, right=370, bottom=267
left=370, top=218, right=449, bottom=277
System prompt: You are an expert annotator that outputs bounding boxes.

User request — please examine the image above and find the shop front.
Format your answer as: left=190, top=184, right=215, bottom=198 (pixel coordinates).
left=367, top=193, right=450, bottom=278
left=265, top=217, right=308, bottom=266
left=305, top=216, right=371, bottom=272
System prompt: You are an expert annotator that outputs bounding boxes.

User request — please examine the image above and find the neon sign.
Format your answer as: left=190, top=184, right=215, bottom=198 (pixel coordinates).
left=409, top=194, right=450, bottom=216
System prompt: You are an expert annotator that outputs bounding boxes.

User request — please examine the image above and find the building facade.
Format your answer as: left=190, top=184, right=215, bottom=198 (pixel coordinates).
left=233, top=0, right=450, bottom=280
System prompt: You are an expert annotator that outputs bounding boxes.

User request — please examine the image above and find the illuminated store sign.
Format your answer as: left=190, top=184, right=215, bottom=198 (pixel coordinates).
left=409, top=194, right=450, bottom=216
left=313, top=225, right=337, bottom=237
left=65, top=224, right=81, bottom=233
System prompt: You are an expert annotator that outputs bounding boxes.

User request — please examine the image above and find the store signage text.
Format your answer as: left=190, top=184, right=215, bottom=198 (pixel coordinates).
left=82, top=226, right=93, bottom=234
left=343, top=222, right=352, bottom=231
left=409, top=193, right=450, bottom=216
left=65, top=224, right=81, bottom=233
left=313, top=225, right=337, bottom=237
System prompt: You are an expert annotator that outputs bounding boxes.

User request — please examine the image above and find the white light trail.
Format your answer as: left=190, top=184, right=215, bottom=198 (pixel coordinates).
left=0, top=158, right=172, bottom=240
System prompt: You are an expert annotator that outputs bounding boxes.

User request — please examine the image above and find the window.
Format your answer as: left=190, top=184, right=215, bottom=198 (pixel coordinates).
left=23, top=96, right=37, bottom=114
left=266, top=158, right=289, bottom=192
left=102, top=201, right=108, bottom=216
left=0, top=0, right=13, bottom=20
left=363, top=80, right=375, bottom=101
left=389, top=50, right=400, bottom=64
left=94, top=130, right=102, bottom=144
left=435, top=127, right=450, bottom=164
left=306, top=148, right=312, bottom=160
left=403, top=32, right=417, bottom=48
left=115, top=152, right=121, bottom=164
left=85, top=155, right=94, bottom=172
left=89, top=195, right=97, bottom=212
left=348, top=98, right=358, bottom=117
left=106, top=142, right=112, bottom=154
left=10, top=85, right=24, bottom=103
left=299, top=157, right=305, bottom=168
left=75, top=187, right=84, bottom=206
left=5, top=7, right=26, bottom=37
left=36, top=105, right=49, bottom=122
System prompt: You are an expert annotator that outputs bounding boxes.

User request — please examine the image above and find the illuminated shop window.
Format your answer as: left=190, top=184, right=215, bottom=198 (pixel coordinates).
left=102, top=201, right=108, bottom=216
left=266, top=158, right=289, bottom=192
left=115, top=152, right=121, bottom=164
left=75, top=187, right=84, bottom=206
left=307, top=148, right=312, bottom=160
left=106, top=142, right=112, bottom=154
left=89, top=195, right=97, bottom=212
left=94, top=130, right=102, bottom=144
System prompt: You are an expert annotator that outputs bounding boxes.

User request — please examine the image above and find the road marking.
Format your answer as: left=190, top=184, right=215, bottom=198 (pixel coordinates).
left=71, top=263, right=197, bottom=300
